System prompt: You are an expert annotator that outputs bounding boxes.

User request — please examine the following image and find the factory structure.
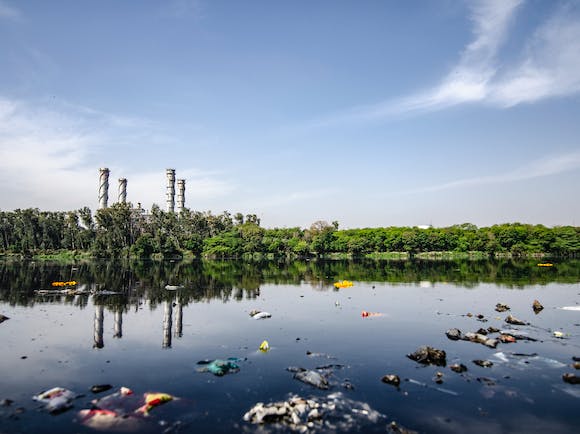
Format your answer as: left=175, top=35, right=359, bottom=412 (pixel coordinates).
left=97, top=167, right=186, bottom=214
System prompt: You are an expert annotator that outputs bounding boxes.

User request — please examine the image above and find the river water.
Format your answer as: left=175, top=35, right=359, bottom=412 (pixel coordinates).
left=1, top=259, right=579, bottom=433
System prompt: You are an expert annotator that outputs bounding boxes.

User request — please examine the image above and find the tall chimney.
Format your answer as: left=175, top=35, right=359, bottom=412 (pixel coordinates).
left=118, top=178, right=127, bottom=204
left=177, top=179, right=185, bottom=213
left=166, top=169, right=176, bottom=213
left=98, top=168, right=109, bottom=209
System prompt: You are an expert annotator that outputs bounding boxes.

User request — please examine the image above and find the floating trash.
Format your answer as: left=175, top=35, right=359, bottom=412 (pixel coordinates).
left=407, top=346, right=447, bottom=366
left=33, top=387, right=77, bottom=414
left=259, top=340, right=270, bottom=352
left=197, top=358, right=242, bottom=376
left=333, top=280, right=353, bottom=289
left=51, top=281, right=77, bottom=287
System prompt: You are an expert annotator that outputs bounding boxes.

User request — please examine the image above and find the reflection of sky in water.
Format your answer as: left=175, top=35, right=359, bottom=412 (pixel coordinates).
left=1, top=278, right=580, bottom=433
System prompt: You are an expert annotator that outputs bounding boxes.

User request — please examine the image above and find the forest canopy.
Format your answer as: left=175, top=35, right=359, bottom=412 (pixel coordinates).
left=1, top=205, right=579, bottom=259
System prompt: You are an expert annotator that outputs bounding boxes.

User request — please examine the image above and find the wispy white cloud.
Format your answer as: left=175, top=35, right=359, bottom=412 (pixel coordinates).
left=316, top=0, right=580, bottom=125
left=396, top=151, right=580, bottom=195
left=0, top=0, right=20, bottom=20
left=0, top=96, right=233, bottom=211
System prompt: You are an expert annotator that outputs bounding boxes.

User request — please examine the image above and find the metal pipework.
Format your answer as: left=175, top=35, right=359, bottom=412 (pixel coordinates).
left=177, top=179, right=185, bottom=214
left=98, top=168, right=110, bottom=209
left=166, top=169, right=176, bottom=213
left=118, top=178, right=127, bottom=204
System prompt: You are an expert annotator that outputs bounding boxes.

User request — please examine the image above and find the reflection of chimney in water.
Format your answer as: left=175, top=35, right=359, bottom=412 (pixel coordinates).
left=93, top=305, right=104, bottom=349
left=162, top=300, right=172, bottom=348
left=113, top=310, right=123, bottom=338
left=174, top=298, right=183, bottom=338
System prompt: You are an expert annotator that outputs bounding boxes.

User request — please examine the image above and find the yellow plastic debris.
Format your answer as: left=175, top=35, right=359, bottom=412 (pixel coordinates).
left=259, top=340, right=270, bottom=352
left=333, top=280, right=353, bottom=288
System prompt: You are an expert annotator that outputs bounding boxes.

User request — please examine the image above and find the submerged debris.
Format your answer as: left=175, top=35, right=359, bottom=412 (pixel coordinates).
left=450, top=363, right=467, bottom=373
left=473, top=360, right=493, bottom=368
left=505, top=315, right=527, bottom=326
left=381, top=374, right=400, bottom=387
left=532, top=300, right=544, bottom=314
left=197, top=358, right=242, bottom=376
left=495, top=303, right=510, bottom=313
left=242, top=392, right=386, bottom=433
left=407, top=346, right=446, bottom=366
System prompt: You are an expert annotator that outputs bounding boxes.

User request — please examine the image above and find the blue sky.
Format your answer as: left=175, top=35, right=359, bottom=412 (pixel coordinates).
left=1, top=0, right=579, bottom=229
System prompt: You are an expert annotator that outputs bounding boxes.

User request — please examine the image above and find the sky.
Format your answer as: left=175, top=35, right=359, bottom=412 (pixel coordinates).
left=1, top=0, right=579, bottom=229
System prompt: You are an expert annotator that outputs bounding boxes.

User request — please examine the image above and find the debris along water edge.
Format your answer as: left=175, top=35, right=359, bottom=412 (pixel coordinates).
left=32, top=387, right=77, bottom=414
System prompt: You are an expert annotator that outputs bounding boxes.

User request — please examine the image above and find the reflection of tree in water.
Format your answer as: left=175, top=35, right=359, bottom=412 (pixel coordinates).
left=1, top=259, right=580, bottom=310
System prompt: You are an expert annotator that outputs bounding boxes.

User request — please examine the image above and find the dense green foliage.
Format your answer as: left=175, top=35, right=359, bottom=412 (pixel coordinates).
left=1, top=206, right=579, bottom=258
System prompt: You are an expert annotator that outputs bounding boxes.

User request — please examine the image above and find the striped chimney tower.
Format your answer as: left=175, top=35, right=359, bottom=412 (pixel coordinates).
left=166, top=169, right=176, bottom=213
left=98, top=168, right=110, bottom=209
left=118, top=178, right=127, bottom=204
left=177, top=179, right=185, bottom=214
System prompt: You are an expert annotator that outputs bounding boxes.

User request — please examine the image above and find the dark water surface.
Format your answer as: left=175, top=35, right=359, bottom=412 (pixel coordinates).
left=1, top=259, right=580, bottom=433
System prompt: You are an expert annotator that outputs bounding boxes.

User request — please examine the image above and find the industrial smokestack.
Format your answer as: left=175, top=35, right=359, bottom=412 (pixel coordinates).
left=118, top=178, right=127, bottom=204
left=166, top=169, right=176, bottom=213
left=98, top=168, right=110, bottom=209
left=177, top=179, right=185, bottom=213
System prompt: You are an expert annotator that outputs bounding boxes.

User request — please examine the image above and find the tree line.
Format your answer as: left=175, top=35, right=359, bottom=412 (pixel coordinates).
left=1, top=205, right=579, bottom=258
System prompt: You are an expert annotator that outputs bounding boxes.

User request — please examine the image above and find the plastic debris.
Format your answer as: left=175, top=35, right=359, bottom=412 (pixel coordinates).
left=407, top=346, right=446, bottom=366
left=495, top=303, right=510, bottom=312
left=306, top=351, right=336, bottom=359
left=381, top=374, right=400, bottom=387
left=243, top=392, right=386, bottom=432
left=560, top=306, right=580, bottom=311
left=505, top=314, right=527, bottom=325
left=537, top=263, right=553, bottom=267
left=433, top=372, right=444, bottom=384
left=51, top=281, right=77, bottom=287
left=0, top=314, right=9, bottom=323
left=492, top=351, right=566, bottom=369
left=562, top=373, right=580, bottom=385
left=78, top=408, right=145, bottom=432
left=196, top=358, right=241, bottom=376
left=135, top=393, right=173, bottom=415
left=333, top=280, right=353, bottom=288
left=91, top=384, right=113, bottom=394
left=553, top=331, right=565, bottom=339
left=164, top=285, right=183, bottom=290
left=532, top=299, right=544, bottom=314
left=259, top=340, right=270, bottom=352
left=33, top=387, right=77, bottom=413
left=249, top=310, right=272, bottom=319
left=361, top=310, right=382, bottom=318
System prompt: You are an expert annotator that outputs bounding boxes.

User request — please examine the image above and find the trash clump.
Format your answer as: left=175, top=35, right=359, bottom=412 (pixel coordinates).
left=91, top=385, right=113, bottom=394
left=32, top=387, right=77, bottom=414
left=289, top=368, right=330, bottom=390
left=407, top=346, right=446, bottom=366
left=242, top=392, right=386, bottom=433
left=333, top=280, right=353, bottom=289
left=532, top=300, right=544, bottom=314
left=495, top=303, right=510, bottom=313
left=563, top=373, right=580, bottom=385
left=197, top=358, right=242, bottom=376
left=259, top=340, right=270, bottom=352
left=361, top=310, right=382, bottom=318
left=77, top=387, right=178, bottom=431
left=381, top=374, right=400, bottom=387
left=445, top=329, right=498, bottom=348
left=450, top=363, right=467, bottom=373
left=505, top=315, right=527, bottom=326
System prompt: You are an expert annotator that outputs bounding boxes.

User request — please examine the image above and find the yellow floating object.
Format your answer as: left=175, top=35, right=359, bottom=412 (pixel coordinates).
left=259, top=340, right=270, bottom=352
left=137, top=392, right=173, bottom=414
left=51, top=281, right=77, bottom=287
left=537, top=263, right=553, bottom=267
left=333, top=280, right=353, bottom=288
left=553, top=331, right=565, bottom=339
